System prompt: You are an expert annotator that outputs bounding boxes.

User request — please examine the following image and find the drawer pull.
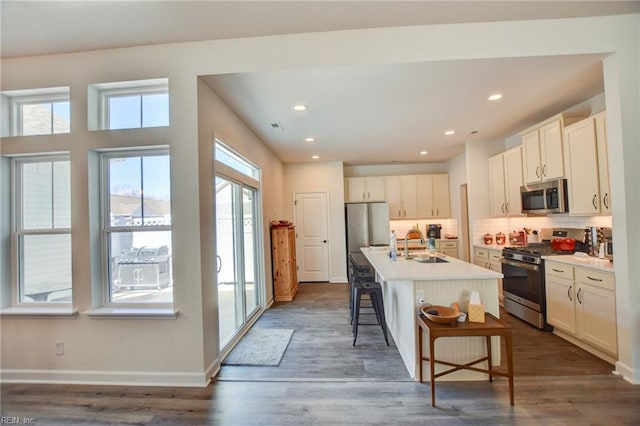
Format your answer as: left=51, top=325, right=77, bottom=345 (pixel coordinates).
left=552, top=268, right=565, bottom=273
left=587, top=276, right=603, bottom=282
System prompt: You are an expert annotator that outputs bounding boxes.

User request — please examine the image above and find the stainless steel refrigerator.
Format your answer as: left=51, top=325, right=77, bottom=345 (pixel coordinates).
left=345, top=201, right=390, bottom=254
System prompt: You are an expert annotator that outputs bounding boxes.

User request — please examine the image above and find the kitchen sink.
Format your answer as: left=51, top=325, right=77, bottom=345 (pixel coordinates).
left=409, top=255, right=449, bottom=263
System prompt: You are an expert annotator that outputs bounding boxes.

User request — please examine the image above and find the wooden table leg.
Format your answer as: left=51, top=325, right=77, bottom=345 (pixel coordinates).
left=418, top=324, right=423, bottom=383
left=506, top=334, right=514, bottom=406
left=486, top=335, right=493, bottom=382
left=430, top=335, right=436, bottom=407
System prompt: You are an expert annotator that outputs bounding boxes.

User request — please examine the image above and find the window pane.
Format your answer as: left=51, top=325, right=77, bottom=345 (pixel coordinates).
left=53, top=161, right=71, bottom=228
left=142, top=93, right=169, bottom=127
left=21, top=234, right=72, bottom=303
left=109, top=95, right=141, bottom=129
left=109, top=231, right=172, bottom=303
left=21, top=103, right=53, bottom=136
left=215, top=142, right=260, bottom=180
left=22, top=162, right=53, bottom=229
left=109, top=156, right=142, bottom=226
left=53, top=101, right=71, bottom=133
left=243, top=187, right=258, bottom=314
left=142, top=155, right=171, bottom=226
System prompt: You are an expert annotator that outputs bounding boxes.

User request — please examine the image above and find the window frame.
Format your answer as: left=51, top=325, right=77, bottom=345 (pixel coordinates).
left=98, top=84, right=169, bottom=130
left=11, top=154, right=72, bottom=306
left=10, top=93, right=70, bottom=136
left=99, top=148, right=173, bottom=307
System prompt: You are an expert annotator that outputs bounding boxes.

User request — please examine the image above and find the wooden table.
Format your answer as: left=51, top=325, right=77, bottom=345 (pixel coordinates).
left=417, top=312, right=514, bottom=406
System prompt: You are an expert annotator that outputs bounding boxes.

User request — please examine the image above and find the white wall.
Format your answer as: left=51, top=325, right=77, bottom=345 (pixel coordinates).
left=283, top=161, right=347, bottom=282
left=0, top=13, right=638, bottom=385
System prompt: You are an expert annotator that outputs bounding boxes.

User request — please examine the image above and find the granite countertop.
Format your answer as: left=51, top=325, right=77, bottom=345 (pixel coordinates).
left=542, top=254, right=614, bottom=272
left=361, top=247, right=503, bottom=282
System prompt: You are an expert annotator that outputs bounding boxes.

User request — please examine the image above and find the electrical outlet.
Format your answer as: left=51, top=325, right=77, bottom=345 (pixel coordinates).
left=55, top=341, right=64, bottom=356
left=416, top=290, right=425, bottom=305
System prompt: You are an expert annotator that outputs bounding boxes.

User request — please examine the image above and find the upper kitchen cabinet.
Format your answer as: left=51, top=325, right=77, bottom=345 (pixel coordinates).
left=488, top=147, right=524, bottom=217
left=564, top=112, right=612, bottom=215
left=385, top=175, right=418, bottom=219
left=417, top=174, right=450, bottom=219
left=521, top=113, right=588, bottom=184
left=345, top=176, right=386, bottom=202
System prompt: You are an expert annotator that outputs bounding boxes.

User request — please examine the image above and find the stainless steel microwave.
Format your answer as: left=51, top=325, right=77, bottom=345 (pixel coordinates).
left=520, top=178, right=569, bottom=214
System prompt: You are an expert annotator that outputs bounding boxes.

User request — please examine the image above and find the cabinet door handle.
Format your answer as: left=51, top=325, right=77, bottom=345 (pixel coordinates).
left=542, top=164, right=547, bottom=177
left=577, top=287, right=583, bottom=304
left=501, top=203, right=505, bottom=214
left=436, top=208, right=439, bottom=216
left=536, top=166, right=540, bottom=178
left=367, top=192, right=370, bottom=199
left=363, top=192, right=366, bottom=200
left=587, top=276, right=603, bottom=282
left=592, top=194, right=598, bottom=210
left=568, top=285, right=573, bottom=301
left=603, top=193, right=609, bottom=209
left=505, top=203, right=510, bottom=214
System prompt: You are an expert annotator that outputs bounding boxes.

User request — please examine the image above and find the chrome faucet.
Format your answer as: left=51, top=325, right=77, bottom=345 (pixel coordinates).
left=404, top=228, right=425, bottom=258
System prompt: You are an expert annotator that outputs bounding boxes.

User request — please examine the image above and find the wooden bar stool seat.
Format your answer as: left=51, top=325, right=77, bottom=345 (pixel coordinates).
left=416, top=312, right=514, bottom=407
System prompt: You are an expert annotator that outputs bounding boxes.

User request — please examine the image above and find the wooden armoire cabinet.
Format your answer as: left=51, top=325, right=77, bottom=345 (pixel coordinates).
left=271, top=224, right=298, bottom=301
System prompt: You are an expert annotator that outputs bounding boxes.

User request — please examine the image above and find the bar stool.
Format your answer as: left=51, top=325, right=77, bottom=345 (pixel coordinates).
left=351, top=279, right=389, bottom=346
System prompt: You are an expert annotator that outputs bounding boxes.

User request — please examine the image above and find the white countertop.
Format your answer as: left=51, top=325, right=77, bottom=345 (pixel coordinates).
left=542, top=254, right=615, bottom=272
left=361, top=247, right=503, bottom=281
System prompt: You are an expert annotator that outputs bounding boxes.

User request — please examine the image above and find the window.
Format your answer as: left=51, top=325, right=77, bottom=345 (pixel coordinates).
left=88, top=79, right=169, bottom=130
left=101, top=149, right=173, bottom=305
left=1, top=87, right=70, bottom=136
left=13, top=156, right=72, bottom=303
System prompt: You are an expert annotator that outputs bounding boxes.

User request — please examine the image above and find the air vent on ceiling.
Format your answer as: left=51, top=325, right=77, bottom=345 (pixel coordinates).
left=270, top=122, right=284, bottom=131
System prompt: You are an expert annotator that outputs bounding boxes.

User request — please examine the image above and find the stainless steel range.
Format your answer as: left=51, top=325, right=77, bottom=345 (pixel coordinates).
left=500, top=228, right=585, bottom=330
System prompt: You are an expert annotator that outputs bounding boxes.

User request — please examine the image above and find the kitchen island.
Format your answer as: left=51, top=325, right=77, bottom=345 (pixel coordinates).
left=360, top=247, right=503, bottom=381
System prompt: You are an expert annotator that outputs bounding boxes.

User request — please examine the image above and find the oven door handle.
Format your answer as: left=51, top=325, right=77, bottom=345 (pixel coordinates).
left=500, top=258, right=540, bottom=272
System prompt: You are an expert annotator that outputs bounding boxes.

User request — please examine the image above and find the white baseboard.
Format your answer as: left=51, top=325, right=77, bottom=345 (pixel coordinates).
left=614, top=360, right=639, bottom=384
left=0, top=368, right=210, bottom=387
left=330, top=276, right=348, bottom=283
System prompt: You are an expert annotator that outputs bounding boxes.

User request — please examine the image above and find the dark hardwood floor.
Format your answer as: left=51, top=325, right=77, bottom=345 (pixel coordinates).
left=2, top=283, right=638, bottom=425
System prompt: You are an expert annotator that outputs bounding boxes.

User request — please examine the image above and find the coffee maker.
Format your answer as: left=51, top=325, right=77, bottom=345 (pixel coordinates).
left=427, top=224, right=442, bottom=239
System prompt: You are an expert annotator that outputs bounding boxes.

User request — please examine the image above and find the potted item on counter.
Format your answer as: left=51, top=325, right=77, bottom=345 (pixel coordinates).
left=551, top=237, right=576, bottom=251
left=495, top=232, right=506, bottom=245
left=483, top=233, right=494, bottom=245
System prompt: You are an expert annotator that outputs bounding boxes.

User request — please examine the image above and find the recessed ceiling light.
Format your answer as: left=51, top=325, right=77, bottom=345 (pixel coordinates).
left=444, top=130, right=455, bottom=136
left=312, top=155, right=320, bottom=159
left=293, top=104, right=307, bottom=111
left=488, top=93, right=503, bottom=101
left=420, top=151, right=428, bottom=156
left=305, top=137, right=315, bottom=142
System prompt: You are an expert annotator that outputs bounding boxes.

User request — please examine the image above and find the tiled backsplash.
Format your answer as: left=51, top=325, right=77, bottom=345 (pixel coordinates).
left=473, top=215, right=613, bottom=245
left=390, top=219, right=458, bottom=239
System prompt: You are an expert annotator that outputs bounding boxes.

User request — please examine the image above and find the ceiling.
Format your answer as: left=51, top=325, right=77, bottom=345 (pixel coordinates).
left=2, top=1, right=638, bottom=165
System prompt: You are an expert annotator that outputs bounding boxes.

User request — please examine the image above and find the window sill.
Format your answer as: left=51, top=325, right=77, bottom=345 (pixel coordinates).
left=0, top=306, right=78, bottom=318
left=85, top=307, right=179, bottom=319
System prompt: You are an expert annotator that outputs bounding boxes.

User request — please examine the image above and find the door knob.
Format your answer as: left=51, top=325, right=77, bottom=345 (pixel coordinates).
left=323, top=240, right=327, bottom=243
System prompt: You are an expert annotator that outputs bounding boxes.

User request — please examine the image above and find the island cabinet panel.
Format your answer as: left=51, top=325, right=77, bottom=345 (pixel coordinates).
left=271, top=225, right=298, bottom=302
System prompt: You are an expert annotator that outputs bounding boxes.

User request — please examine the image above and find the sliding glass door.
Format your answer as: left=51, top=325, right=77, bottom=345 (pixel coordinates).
left=215, top=177, right=260, bottom=349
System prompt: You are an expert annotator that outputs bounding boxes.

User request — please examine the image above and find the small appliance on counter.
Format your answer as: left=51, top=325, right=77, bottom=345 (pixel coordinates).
left=584, top=226, right=613, bottom=260
left=426, top=224, right=442, bottom=239
left=509, top=230, right=527, bottom=246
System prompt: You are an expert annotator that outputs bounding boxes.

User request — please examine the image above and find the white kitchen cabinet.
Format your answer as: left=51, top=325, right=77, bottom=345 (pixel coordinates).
left=545, top=261, right=617, bottom=359
left=489, top=147, right=524, bottom=217
left=437, top=240, right=458, bottom=258
left=385, top=175, right=418, bottom=219
left=595, top=112, right=612, bottom=214
left=474, top=247, right=489, bottom=269
left=521, top=113, right=587, bottom=184
left=545, top=263, right=577, bottom=334
left=345, top=176, right=386, bottom=202
left=474, top=246, right=503, bottom=303
left=417, top=174, right=450, bottom=219
left=564, top=112, right=612, bottom=215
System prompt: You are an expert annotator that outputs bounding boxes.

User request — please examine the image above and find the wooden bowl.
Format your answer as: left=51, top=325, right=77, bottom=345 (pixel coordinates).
left=421, top=305, right=460, bottom=323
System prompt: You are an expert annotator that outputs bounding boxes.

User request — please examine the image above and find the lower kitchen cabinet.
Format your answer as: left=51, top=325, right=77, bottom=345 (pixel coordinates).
left=474, top=246, right=504, bottom=304
left=545, top=261, right=617, bottom=361
left=437, top=240, right=457, bottom=258
left=271, top=225, right=298, bottom=302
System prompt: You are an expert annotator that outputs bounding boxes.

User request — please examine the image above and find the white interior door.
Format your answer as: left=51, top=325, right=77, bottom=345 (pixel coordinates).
left=294, top=192, right=329, bottom=282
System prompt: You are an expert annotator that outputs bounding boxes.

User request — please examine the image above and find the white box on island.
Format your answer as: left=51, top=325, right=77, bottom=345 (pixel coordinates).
left=360, top=247, right=503, bottom=382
